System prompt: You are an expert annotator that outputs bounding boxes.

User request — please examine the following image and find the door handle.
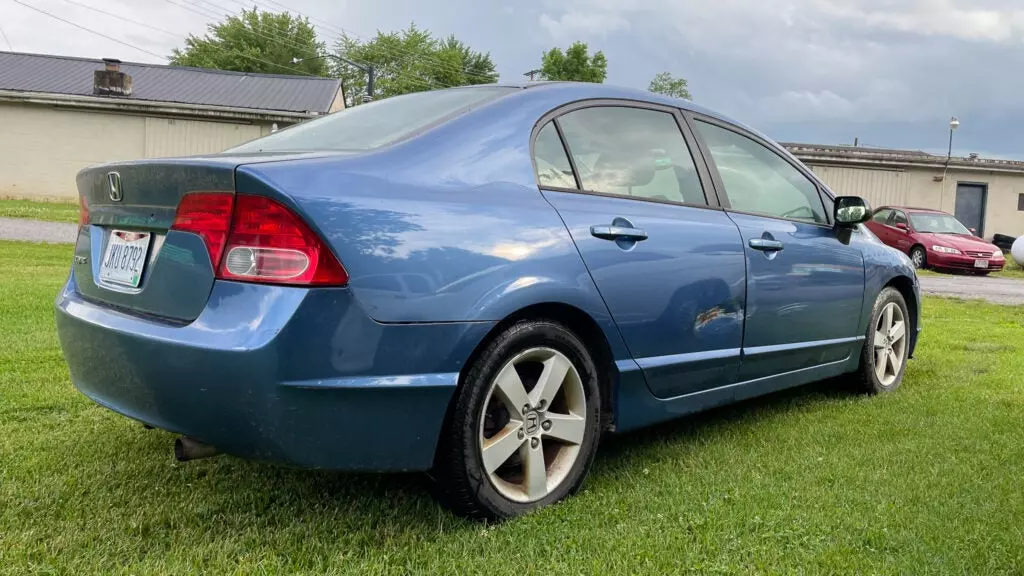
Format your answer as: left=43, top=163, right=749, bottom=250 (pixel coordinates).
left=590, top=225, right=649, bottom=241
left=749, top=238, right=784, bottom=251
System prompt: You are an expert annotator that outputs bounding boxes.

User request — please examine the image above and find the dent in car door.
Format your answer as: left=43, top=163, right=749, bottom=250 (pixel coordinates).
left=532, top=105, right=746, bottom=399
left=691, top=117, right=865, bottom=382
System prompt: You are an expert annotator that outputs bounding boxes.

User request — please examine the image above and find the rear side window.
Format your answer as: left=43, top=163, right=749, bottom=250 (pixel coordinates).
left=695, top=121, right=826, bottom=224
left=872, top=208, right=893, bottom=223
left=228, top=87, right=516, bottom=153
left=533, top=123, right=577, bottom=189
left=556, top=107, right=707, bottom=205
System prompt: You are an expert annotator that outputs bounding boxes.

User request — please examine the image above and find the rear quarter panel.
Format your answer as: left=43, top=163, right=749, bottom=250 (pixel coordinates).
left=236, top=89, right=632, bottom=361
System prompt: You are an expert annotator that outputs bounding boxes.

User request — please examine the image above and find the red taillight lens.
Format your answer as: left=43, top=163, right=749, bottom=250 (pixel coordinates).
left=79, top=196, right=89, bottom=226
left=218, top=194, right=348, bottom=286
left=170, top=193, right=235, bottom=268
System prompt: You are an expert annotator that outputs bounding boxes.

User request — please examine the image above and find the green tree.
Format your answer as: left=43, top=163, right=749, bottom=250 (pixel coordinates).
left=648, top=71, right=692, bottom=100
left=539, top=41, right=607, bottom=83
left=334, top=24, right=498, bottom=105
left=170, top=8, right=327, bottom=76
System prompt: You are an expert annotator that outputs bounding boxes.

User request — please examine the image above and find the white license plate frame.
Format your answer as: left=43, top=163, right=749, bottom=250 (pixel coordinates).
left=98, top=230, right=152, bottom=287
left=974, top=259, right=989, bottom=269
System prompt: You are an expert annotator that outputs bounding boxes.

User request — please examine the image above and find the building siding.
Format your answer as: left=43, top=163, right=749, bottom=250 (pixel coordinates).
left=0, top=102, right=271, bottom=199
left=808, top=165, right=909, bottom=209
left=805, top=161, right=1024, bottom=238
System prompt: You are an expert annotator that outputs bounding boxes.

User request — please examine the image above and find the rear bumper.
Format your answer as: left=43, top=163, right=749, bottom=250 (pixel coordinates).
left=55, top=273, right=493, bottom=471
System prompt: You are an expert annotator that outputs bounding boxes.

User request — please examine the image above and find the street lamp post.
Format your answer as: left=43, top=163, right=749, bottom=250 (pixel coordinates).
left=941, top=116, right=959, bottom=182
left=292, top=55, right=375, bottom=102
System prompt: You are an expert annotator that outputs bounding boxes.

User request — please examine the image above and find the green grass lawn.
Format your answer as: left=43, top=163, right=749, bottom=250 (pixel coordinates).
left=0, top=198, right=79, bottom=223
left=2, top=240, right=1023, bottom=575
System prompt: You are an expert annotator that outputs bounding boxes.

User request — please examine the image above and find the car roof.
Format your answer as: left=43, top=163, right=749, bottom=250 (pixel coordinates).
left=878, top=206, right=950, bottom=215
left=460, top=81, right=761, bottom=138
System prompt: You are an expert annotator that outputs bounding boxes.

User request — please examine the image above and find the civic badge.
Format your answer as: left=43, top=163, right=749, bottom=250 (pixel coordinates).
left=107, top=171, right=123, bottom=202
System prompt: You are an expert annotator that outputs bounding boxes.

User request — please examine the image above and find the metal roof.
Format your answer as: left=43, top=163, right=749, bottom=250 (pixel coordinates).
left=0, top=51, right=341, bottom=114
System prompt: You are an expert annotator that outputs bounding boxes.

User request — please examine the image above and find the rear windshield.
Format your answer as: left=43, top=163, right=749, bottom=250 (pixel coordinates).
left=227, top=86, right=516, bottom=153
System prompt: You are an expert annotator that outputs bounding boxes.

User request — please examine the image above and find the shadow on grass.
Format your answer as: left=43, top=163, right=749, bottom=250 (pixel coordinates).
left=114, top=376, right=857, bottom=537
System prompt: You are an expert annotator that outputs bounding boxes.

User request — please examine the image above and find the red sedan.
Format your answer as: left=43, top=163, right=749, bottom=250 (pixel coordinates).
left=865, top=206, right=1006, bottom=273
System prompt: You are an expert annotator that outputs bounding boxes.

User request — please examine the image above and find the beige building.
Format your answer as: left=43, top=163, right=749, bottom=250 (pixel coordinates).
left=787, top=143, right=1024, bottom=239
left=0, top=51, right=343, bottom=200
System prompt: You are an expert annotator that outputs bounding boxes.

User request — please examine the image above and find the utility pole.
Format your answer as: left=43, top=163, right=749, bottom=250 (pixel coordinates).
left=293, top=55, right=375, bottom=102
left=524, top=69, right=541, bottom=81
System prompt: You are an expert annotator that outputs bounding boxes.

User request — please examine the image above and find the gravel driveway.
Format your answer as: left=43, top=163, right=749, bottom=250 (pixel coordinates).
left=918, top=274, right=1024, bottom=305
left=3, top=216, right=1023, bottom=305
left=0, top=217, right=77, bottom=244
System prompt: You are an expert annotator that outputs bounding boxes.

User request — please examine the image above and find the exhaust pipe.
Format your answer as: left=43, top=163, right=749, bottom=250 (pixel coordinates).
left=174, top=437, right=220, bottom=462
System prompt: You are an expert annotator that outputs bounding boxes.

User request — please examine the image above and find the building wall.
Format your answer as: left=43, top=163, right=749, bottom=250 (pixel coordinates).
left=808, top=163, right=1024, bottom=238
left=0, top=102, right=269, bottom=200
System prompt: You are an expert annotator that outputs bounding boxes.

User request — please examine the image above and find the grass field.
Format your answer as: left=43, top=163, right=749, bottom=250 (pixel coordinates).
left=2, top=240, right=1023, bottom=575
left=0, top=198, right=79, bottom=223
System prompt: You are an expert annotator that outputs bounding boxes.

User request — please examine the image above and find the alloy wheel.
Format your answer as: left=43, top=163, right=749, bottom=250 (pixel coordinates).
left=478, top=347, right=587, bottom=503
left=872, top=302, right=907, bottom=387
left=911, top=249, right=924, bottom=268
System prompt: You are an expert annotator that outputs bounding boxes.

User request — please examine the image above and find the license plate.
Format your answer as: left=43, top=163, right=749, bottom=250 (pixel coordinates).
left=99, top=230, right=151, bottom=287
left=974, top=259, right=989, bottom=269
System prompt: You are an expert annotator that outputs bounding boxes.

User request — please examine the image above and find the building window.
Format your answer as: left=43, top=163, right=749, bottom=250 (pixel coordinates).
left=1019, top=193, right=1024, bottom=211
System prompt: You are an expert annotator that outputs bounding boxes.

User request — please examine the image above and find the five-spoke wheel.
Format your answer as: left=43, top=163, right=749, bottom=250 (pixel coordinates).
left=480, top=347, right=587, bottom=502
left=855, top=286, right=911, bottom=393
left=434, top=320, right=601, bottom=520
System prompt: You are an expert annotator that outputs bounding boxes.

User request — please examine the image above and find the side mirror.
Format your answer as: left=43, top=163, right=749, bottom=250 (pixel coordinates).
left=895, top=222, right=909, bottom=231
left=834, top=196, right=871, bottom=227
left=969, top=227, right=978, bottom=236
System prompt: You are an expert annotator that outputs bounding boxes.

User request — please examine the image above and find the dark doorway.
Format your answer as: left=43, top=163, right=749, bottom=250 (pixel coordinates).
left=954, top=183, right=987, bottom=237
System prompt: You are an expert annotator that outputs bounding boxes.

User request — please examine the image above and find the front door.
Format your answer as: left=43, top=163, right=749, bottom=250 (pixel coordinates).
left=691, top=118, right=866, bottom=382
left=533, top=105, right=746, bottom=399
left=954, top=183, right=987, bottom=236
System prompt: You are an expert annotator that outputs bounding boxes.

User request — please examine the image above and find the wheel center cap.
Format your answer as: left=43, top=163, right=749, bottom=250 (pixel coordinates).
left=524, top=410, right=540, bottom=435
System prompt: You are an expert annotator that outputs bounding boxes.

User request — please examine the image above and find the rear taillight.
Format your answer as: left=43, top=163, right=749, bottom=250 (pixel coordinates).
left=79, top=196, right=89, bottom=227
left=220, top=195, right=348, bottom=285
left=170, top=193, right=234, bottom=268
left=172, top=193, right=347, bottom=286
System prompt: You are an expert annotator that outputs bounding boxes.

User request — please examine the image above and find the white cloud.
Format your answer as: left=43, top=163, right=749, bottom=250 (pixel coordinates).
left=538, top=10, right=630, bottom=41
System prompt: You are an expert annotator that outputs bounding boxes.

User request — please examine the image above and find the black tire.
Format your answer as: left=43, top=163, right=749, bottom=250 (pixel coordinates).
left=909, top=246, right=927, bottom=269
left=852, top=287, right=911, bottom=394
left=433, top=320, right=602, bottom=520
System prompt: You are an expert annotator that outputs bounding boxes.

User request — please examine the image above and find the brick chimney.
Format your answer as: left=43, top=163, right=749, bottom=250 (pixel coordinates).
left=94, top=58, right=132, bottom=97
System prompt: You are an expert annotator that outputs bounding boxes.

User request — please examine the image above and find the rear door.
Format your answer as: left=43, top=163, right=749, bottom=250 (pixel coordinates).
left=866, top=208, right=894, bottom=245
left=534, top=103, right=747, bottom=399
left=689, top=117, right=865, bottom=382
left=889, top=210, right=913, bottom=251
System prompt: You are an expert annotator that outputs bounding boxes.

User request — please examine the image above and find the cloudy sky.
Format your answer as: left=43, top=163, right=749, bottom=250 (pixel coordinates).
left=5, top=0, right=1024, bottom=158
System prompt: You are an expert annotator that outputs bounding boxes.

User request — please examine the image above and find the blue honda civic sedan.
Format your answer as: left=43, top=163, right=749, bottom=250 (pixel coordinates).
left=56, top=82, right=920, bottom=519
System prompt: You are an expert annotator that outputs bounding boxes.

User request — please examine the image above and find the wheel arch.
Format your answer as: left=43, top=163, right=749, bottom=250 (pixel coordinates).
left=455, top=302, right=619, bottom=431
left=884, top=274, right=919, bottom=358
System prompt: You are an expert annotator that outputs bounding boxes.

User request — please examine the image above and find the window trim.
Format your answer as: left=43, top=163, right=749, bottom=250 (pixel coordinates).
left=872, top=207, right=894, bottom=224
left=890, top=209, right=909, bottom=229
left=529, top=98, right=723, bottom=210
left=684, top=112, right=834, bottom=228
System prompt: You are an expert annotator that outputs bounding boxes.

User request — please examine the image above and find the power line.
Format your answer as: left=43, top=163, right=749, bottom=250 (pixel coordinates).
left=10, top=0, right=168, bottom=60
left=52, top=0, right=318, bottom=77
left=0, top=23, right=13, bottom=50
left=165, top=0, right=444, bottom=91
left=209, top=0, right=498, bottom=83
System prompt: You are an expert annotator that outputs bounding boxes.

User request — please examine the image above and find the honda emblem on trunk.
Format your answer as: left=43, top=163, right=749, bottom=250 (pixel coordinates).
left=107, top=171, right=123, bottom=202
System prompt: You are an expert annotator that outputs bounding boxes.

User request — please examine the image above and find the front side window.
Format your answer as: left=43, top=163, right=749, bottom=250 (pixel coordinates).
left=556, top=107, right=707, bottom=205
left=227, top=87, right=516, bottom=153
left=694, top=121, right=826, bottom=224
left=533, top=122, right=577, bottom=189
left=891, top=210, right=909, bottom=227
left=872, top=208, right=893, bottom=223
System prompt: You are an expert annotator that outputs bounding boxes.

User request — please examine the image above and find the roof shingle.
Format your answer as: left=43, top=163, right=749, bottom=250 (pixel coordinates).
left=0, top=51, right=341, bottom=114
